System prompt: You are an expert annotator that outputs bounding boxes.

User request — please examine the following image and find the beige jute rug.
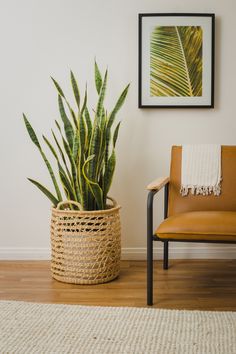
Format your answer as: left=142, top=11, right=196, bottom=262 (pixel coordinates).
left=0, top=301, right=235, bottom=354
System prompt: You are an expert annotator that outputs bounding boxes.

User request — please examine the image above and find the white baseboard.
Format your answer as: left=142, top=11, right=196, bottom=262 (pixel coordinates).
left=0, top=248, right=51, bottom=260
left=122, top=245, right=236, bottom=260
left=0, top=245, right=236, bottom=260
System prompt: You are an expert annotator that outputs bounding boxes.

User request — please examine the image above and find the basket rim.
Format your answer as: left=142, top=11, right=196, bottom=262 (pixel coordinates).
left=51, top=200, right=121, bottom=216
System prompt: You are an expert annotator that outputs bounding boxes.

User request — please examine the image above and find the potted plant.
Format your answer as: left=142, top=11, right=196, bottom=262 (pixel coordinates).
left=23, top=61, right=129, bottom=284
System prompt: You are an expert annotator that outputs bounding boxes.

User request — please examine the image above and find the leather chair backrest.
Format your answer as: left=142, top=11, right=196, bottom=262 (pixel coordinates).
left=168, top=146, right=236, bottom=216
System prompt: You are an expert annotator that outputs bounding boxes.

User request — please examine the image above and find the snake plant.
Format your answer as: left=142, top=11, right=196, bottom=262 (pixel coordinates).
left=23, top=61, right=129, bottom=210
left=150, top=26, right=202, bottom=97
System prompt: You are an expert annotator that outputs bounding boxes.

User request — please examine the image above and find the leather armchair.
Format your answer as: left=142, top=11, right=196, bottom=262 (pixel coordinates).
left=147, top=146, right=236, bottom=305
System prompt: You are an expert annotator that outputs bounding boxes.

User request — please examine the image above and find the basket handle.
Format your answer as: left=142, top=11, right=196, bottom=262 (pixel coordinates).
left=56, top=200, right=82, bottom=210
left=106, top=196, right=117, bottom=207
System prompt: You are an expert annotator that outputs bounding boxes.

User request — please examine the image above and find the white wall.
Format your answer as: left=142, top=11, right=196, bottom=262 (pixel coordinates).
left=0, top=0, right=236, bottom=260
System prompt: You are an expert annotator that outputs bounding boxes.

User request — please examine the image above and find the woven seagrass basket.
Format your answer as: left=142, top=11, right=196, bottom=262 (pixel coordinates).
left=50, top=197, right=121, bottom=284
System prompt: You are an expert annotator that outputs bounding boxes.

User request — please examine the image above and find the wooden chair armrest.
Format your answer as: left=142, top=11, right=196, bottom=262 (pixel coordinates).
left=147, top=177, right=170, bottom=191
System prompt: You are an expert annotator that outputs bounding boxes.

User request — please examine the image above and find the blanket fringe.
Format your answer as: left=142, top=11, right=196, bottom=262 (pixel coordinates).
left=180, top=184, right=221, bottom=197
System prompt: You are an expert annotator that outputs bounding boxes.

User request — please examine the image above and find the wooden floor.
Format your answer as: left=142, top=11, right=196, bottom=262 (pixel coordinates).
left=0, top=260, right=236, bottom=310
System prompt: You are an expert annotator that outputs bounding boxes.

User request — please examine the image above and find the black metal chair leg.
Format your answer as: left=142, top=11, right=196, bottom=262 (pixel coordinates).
left=163, top=241, right=169, bottom=270
left=147, top=191, right=156, bottom=306
left=147, top=231, right=153, bottom=306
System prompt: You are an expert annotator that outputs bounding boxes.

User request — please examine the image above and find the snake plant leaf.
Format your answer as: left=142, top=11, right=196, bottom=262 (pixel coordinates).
left=40, top=149, right=63, bottom=202
left=55, top=119, right=80, bottom=199
left=150, top=26, right=202, bottom=97
left=55, top=119, right=62, bottom=133
left=84, top=107, right=92, bottom=147
left=79, top=115, right=86, bottom=155
left=78, top=163, right=88, bottom=210
left=58, top=162, right=77, bottom=201
left=70, top=70, right=80, bottom=110
left=62, top=135, right=80, bottom=202
left=67, top=105, right=78, bottom=129
left=23, top=114, right=41, bottom=149
left=43, top=135, right=74, bottom=198
left=51, top=129, right=72, bottom=182
left=100, top=108, right=106, bottom=132
left=43, top=135, right=58, bottom=161
left=51, top=77, right=65, bottom=98
left=107, top=84, right=130, bottom=129
left=88, top=123, right=101, bottom=181
left=72, top=130, right=80, bottom=162
left=96, top=69, right=107, bottom=122
left=103, top=149, right=116, bottom=199
left=23, top=115, right=62, bottom=201
left=96, top=111, right=107, bottom=177
left=88, top=181, right=103, bottom=210
left=55, top=120, right=67, bottom=143
left=81, top=154, right=96, bottom=178
left=80, top=85, right=87, bottom=119
left=104, top=129, right=111, bottom=172
left=28, top=178, right=59, bottom=206
left=95, top=60, right=102, bottom=94
left=58, top=95, right=74, bottom=150
left=113, top=121, right=121, bottom=148
left=82, top=155, right=104, bottom=210
left=51, top=76, right=77, bottom=127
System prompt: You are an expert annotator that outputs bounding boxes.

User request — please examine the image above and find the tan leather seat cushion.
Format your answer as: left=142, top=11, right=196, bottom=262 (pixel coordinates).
left=156, top=211, right=236, bottom=241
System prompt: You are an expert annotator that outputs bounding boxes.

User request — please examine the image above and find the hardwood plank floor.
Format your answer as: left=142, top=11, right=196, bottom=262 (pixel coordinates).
left=0, top=260, right=236, bottom=310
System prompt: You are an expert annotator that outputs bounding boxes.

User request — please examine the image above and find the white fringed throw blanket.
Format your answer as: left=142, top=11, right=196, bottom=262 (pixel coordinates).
left=181, top=144, right=221, bottom=196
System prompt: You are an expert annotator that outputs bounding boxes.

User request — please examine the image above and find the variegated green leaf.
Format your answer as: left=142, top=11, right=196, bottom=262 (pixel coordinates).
left=107, top=84, right=130, bottom=129
left=70, top=70, right=80, bottom=110
left=23, top=114, right=41, bottom=149
left=46, top=131, right=74, bottom=198
left=82, top=155, right=104, bottom=210
left=67, top=104, right=78, bottom=128
left=84, top=107, right=92, bottom=148
left=79, top=168, right=87, bottom=210
left=72, top=130, right=80, bottom=162
left=80, top=85, right=87, bottom=118
left=95, top=60, right=102, bottom=94
left=58, top=95, right=74, bottom=150
left=55, top=120, right=62, bottom=133
left=58, top=162, right=77, bottom=201
left=23, top=115, right=62, bottom=201
left=104, top=129, right=111, bottom=173
left=113, top=121, right=121, bottom=148
left=40, top=149, right=62, bottom=201
left=96, top=110, right=107, bottom=177
left=43, top=135, right=58, bottom=161
left=96, top=70, right=107, bottom=122
left=56, top=123, right=80, bottom=202
left=88, top=122, right=101, bottom=181
left=51, top=76, right=77, bottom=127
left=79, top=115, right=86, bottom=155
left=51, top=129, right=72, bottom=182
left=51, top=77, right=65, bottom=98
left=103, top=149, right=116, bottom=200
left=28, top=178, right=59, bottom=206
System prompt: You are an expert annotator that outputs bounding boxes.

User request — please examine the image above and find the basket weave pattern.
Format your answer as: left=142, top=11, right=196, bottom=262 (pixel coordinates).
left=50, top=200, right=121, bottom=284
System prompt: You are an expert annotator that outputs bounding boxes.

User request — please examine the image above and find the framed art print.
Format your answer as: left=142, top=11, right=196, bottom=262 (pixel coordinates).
left=138, top=13, right=215, bottom=108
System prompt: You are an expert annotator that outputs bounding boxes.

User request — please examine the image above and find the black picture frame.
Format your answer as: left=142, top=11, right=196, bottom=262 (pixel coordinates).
left=138, top=13, right=215, bottom=108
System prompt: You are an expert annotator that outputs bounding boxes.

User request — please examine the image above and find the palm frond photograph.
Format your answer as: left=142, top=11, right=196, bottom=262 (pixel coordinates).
left=139, top=13, right=215, bottom=107
left=150, top=26, right=202, bottom=97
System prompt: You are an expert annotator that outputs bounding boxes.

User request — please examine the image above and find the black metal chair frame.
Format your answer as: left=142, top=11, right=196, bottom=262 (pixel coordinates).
left=147, top=182, right=236, bottom=306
